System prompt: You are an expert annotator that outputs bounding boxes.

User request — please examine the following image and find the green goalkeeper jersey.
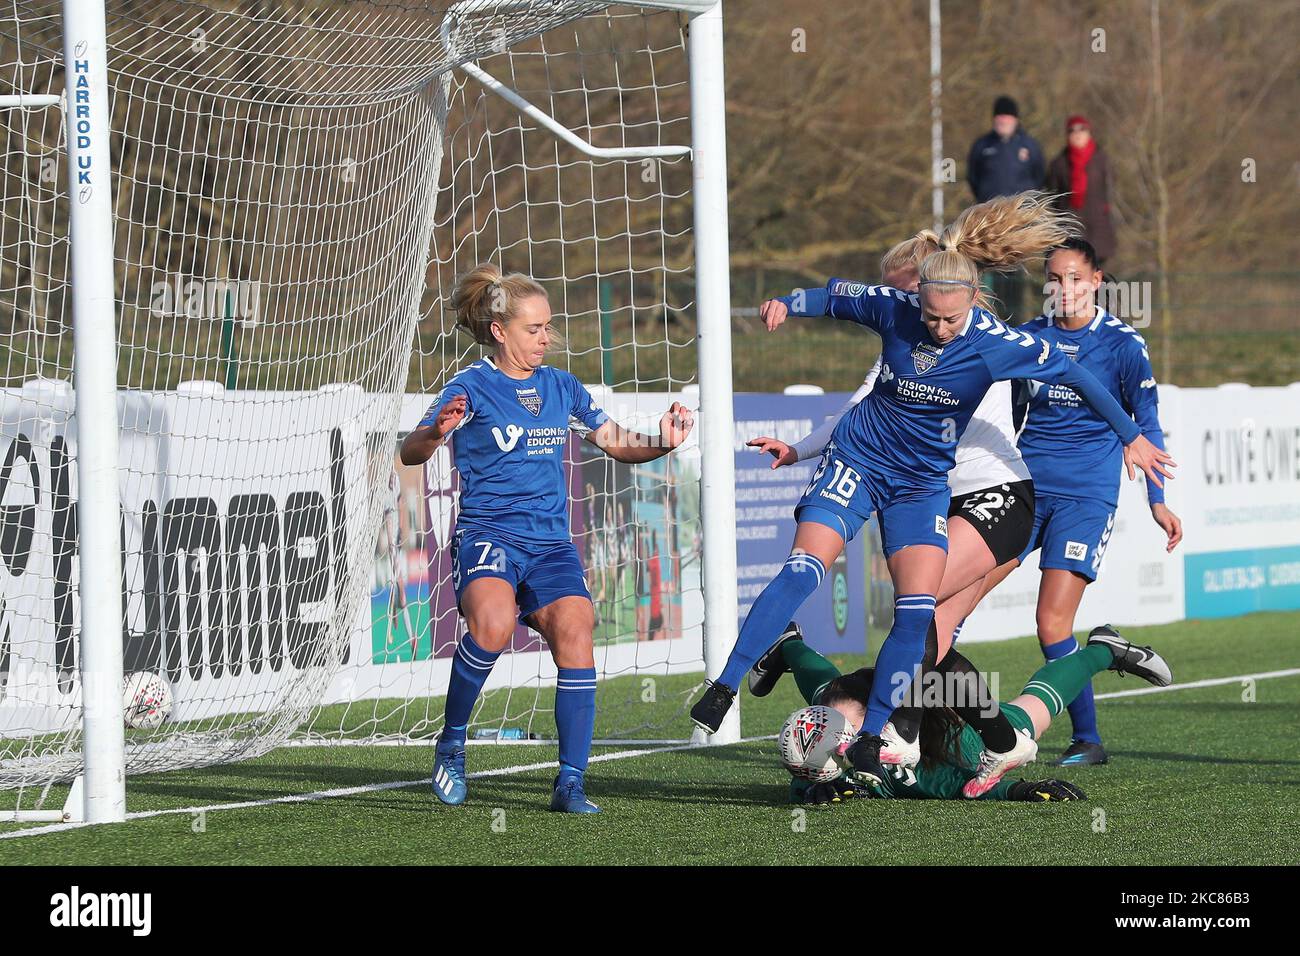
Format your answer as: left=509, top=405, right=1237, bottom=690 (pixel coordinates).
left=789, top=703, right=1035, bottom=803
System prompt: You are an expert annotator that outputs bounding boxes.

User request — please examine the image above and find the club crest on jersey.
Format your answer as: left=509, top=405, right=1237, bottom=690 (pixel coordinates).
left=515, top=386, right=542, bottom=416
left=911, top=342, right=943, bottom=375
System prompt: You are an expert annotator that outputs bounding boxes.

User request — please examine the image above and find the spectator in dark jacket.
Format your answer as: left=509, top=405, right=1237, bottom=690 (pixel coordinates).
left=1046, top=114, right=1117, bottom=264
left=967, top=96, right=1046, bottom=321
left=966, top=95, right=1045, bottom=202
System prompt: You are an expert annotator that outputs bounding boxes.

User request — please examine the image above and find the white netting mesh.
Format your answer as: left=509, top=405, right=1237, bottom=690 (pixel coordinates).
left=1, top=0, right=706, bottom=809
left=302, top=4, right=705, bottom=745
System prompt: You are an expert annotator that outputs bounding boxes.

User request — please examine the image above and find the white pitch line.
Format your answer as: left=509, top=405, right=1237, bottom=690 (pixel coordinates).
left=280, top=737, right=689, bottom=748
left=4, top=667, right=1297, bottom=841
left=1093, top=667, right=1300, bottom=701
left=0, top=737, right=773, bottom=841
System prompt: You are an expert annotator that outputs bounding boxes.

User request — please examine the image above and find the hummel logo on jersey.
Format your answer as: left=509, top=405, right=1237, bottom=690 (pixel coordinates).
left=976, top=314, right=1035, bottom=348
left=516, top=387, right=542, bottom=416
left=1065, top=541, right=1089, bottom=561
left=492, top=423, right=525, bottom=452
left=912, top=342, right=943, bottom=374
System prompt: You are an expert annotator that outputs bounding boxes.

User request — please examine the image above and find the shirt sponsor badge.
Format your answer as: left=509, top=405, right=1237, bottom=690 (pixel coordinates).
left=516, top=386, right=542, bottom=416
left=912, top=342, right=943, bottom=375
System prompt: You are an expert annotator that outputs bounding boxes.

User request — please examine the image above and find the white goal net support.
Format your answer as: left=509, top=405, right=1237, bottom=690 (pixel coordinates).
left=0, top=0, right=736, bottom=822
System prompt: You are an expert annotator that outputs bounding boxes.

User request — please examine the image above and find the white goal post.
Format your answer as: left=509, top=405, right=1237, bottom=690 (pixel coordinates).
left=0, top=0, right=126, bottom=825
left=0, top=0, right=738, bottom=825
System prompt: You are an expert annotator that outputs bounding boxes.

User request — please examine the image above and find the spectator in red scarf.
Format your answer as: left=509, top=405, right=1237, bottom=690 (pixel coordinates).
left=1047, top=115, right=1117, bottom=264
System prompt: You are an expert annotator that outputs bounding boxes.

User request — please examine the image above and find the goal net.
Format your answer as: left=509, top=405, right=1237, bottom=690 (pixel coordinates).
left=1, top=0, right=716, bottom=814
left=303, top=3, right=705, bottom=747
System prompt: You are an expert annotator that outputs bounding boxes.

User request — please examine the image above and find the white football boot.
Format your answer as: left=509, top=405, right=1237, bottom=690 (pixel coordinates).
left=878, top=720, right=921, bottom=768
left=962, top=728, right=1039, bottom=799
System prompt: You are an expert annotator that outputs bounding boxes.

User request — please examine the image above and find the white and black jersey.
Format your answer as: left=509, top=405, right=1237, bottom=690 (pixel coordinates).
left=792, top=356, right=1032, bottom=495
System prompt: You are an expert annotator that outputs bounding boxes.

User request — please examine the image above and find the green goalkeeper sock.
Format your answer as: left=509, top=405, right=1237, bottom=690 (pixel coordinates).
left=1021, top=644, right=1114, bottom=716
left=781, top=639, right=843, bottom=705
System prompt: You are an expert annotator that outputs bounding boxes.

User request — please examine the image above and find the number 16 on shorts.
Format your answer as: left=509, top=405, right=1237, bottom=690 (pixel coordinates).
left=797, top=451, right=880, bottom=544
left=811, top=457, right=861, bottom=507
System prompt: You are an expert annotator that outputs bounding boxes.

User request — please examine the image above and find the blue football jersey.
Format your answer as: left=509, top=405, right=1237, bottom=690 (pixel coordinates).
left=419, top=358, right=609, bottom=544
left=1017, top=307, right=1166, bottom=506
left=778, top=281, right=1140, bottom=491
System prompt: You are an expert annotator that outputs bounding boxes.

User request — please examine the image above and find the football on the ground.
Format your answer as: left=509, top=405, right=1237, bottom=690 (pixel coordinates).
left=122, top=671, right=174, bottom=730
left=778, top=705, right=855, bottom=782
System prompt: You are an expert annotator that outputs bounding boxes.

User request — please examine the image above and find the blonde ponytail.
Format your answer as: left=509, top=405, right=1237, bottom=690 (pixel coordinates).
left=917, top=191, right=1079, bottom=310
left=451, top=263, right=548, bottom=346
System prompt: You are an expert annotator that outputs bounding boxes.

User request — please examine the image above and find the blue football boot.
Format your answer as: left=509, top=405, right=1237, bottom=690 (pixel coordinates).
left=549, top=774, right=601, bottom=814
left=431, top=739, right=468, bottom=806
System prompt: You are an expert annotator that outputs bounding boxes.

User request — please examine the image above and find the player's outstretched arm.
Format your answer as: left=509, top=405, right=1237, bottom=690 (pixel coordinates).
left=980, top=334, right=1176, bottom=487
left=400, top=394, right=467, bottom=465
left=763, top=280, right=906, bottom=335
left=1128, top=396, right=1184, bottom=550
left=1122, top=344, right=1173, bottom=501
left=749, top=375, right=870, bottom=469
left=751, top=359, right=882, bottom=469
left=749, top=295, right=886, bottom=469
left=1117, top=433, right=1175, bottom=488
left=1150, top=502, right=1183, bottom=552
left=1051, top=364, right=1176, bottom=487
left=747, top=434, right=799, bottom=468
left=586, top=401, right=694, bottom=464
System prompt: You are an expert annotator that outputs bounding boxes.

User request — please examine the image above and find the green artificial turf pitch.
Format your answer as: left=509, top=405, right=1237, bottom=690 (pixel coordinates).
left=1, top=611, right=1297, bottom=865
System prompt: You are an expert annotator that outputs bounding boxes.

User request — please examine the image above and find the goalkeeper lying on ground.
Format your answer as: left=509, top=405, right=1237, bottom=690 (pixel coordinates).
left=752, top=622, right=1172, bottom=804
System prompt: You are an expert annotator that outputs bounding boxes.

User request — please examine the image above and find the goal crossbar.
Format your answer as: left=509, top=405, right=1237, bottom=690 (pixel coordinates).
left=442, top=2, right=693, bottom=160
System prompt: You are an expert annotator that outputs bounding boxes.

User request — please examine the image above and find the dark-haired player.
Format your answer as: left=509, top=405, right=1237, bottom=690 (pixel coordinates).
left=975, top=238, right=1181, bottom=766
left=754, top=621, right=1171, bottom=804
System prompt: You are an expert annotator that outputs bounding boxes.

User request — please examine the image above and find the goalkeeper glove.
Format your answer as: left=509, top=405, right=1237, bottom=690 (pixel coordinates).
left=804, top=776, right=871, bottom=806
left=1007, top=779, right=1088, bottom=802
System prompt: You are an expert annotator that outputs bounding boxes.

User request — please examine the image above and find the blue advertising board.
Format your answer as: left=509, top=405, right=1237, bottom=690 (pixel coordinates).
left=1184, top=545, right=1300, bottom=618
left=733, top=393, right=868, bottom=657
